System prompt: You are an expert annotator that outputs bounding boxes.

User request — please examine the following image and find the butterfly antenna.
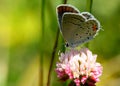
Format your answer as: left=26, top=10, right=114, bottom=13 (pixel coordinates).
left=99, top=26, right=104, bottom=31
left=100, top=26, right=104, bottom=31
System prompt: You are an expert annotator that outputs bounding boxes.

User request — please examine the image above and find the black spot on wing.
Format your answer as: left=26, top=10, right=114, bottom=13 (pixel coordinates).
left=87, top=37, right=89, bottom=39
left=76, top=33, right=78, bottom=36
left=89, top=33, right=92, bottom=36
left=65, top=43, right=69, bottom=47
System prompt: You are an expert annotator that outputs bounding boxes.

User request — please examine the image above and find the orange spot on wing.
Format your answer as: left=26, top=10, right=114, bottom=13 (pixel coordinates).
left=92, top=25, right=97, bottom=31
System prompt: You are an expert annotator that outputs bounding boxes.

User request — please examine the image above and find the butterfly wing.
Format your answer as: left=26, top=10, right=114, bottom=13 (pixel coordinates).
left=56, top=4, right=79, bottom=31
left=85, top=19, right=100, bottom=36
left=56, top=5, right=101, bottom=47
left=81, top=12, right=94, bottom=20
left=62, top=13, right=100, bottom=47
left=62, top=13, right=87, bottom=47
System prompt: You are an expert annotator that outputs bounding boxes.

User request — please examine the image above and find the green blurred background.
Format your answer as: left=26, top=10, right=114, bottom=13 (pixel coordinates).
left=0, top=0, right=120, bottom=86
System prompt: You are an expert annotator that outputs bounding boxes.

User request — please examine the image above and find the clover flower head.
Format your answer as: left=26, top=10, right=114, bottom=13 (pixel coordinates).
left=55, top=48, right=103, bottom=86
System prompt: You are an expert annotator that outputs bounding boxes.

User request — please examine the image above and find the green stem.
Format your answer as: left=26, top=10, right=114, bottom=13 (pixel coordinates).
left=40, top=0, right=45, bottom=86
left=63, top=0, right=67, bottom=4
left=86, top=0, right=93, bottom=13
left=47, top=28, right=60, bottom=86
left=47, top=0, right=67, bottom=86
left=85, top=0, right=93, bottom=48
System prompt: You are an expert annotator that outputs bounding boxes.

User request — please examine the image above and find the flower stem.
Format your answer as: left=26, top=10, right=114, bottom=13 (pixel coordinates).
left=63, top=0, right=67, bottom=4
left=86, top=0, right=93, bottom=13
left=47, top=0, right=67, bottom=86
left=85, top=0, right=93, bottom=48
left=47, top=28, right=60, bottom=86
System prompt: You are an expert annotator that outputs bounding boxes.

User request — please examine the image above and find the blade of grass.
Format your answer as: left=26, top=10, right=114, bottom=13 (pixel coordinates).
left=86, top=0, right=93, bottom=13
left=40, top=0, right=45, bottom=86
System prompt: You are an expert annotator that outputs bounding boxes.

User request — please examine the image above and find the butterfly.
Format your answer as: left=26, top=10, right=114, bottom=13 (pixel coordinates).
left=56, top=4, right=101, bottom=48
